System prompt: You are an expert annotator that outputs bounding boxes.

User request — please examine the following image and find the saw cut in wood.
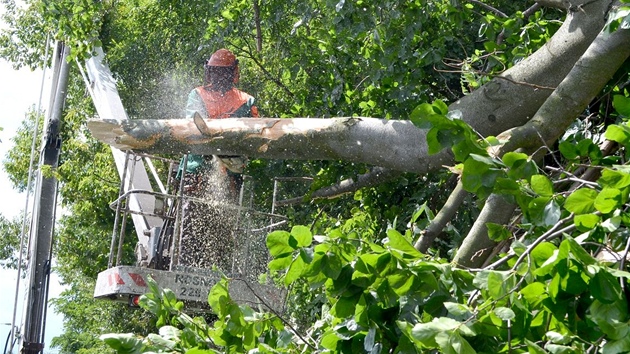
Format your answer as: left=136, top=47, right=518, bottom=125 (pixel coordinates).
left=193, top=111, right=213, bottom=136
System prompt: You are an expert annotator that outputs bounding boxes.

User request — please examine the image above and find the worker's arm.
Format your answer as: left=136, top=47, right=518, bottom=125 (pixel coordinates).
left=177, top=89, right=211, bottom=180
left=185, top=88, right=207, bottom=118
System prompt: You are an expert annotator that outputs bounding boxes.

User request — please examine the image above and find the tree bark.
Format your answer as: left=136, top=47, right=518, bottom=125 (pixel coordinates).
left=452, top=21, right=630, bottom=267
left=452, top=194, right=516, bottom=268
left=414, top=181, right=469, bottom=252
left=252, top=0, right=263, bottom=52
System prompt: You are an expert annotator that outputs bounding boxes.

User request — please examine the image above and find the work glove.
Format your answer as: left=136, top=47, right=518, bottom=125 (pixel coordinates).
left=217, top=156, right=248, bottom=173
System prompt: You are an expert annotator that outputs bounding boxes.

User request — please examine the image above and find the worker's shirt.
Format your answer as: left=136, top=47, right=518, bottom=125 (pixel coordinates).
left=186, top=86, right=258, bottom=119
left=180, top=86, right=258, bottom=176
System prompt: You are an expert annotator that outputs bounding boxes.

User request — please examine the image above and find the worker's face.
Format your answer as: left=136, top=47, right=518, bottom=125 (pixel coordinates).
left=205, top=66, right=235, bottom=89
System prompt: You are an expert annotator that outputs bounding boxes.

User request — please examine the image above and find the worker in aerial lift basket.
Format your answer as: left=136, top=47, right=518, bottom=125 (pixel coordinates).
left=177, top=48, right=259, bottom=270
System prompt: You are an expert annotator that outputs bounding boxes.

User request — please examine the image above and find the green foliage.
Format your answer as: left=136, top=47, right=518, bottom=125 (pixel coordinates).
left=0, top=214, right=23, bottom=269
left=50, top=276, right=156, bottom=354
left=605, top=5, right=630, bottom=33
left=2, top=109, right=41, bottom=192
left=102, top=276, right=287, bottom=353
left=103, top=222, right=630, bottom=353
left=0, top=0, right=50, bottom=69
left=38, top=0, right=104, bottom=60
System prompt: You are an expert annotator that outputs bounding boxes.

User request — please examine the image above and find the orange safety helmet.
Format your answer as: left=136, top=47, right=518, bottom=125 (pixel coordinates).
left=206, top=48, right=238, bottom=67
left=205, top=48, right=240, bottom=85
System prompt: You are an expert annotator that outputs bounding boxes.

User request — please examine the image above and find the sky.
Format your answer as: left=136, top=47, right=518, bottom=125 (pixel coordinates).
left=1, top=4, right=64, bottom=353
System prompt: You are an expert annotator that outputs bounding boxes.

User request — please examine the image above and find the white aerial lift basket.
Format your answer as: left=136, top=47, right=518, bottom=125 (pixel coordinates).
left=93, top=151, right=293, bottom=313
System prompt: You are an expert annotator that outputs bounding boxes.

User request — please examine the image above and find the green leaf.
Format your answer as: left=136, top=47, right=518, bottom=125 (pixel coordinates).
left=410, top=103, right=439, bottom=128
left=266, top=230, right=294, bottom=257
left=603, top=335, right=630, bottom=354
left=146, top=333, right=176, bottom=350
left=546, top=331, right=571, bottom=345
left=323, top=252, right=343, bottom=279
left=543, top=199, right=562, bottom=227
left=564, top=236, right=596, bottom=266
left=613, top=94, right=630, bottom=117
left=486, top=222, right=511, bottom=242
left=285, top=253, right=307, bottom=285
left=320, top=331, right=341, bottom=350
left=208, top=279, right=230, bottom=318
left=559, top=140, right=579, bottom=160
left=426, top=127, right=445, bottom=155
left=484, top=270, right=513, bottom=300
left=433, top=100, right=449, bottom=115
left=530, top=242, right=557, bottom=268
left=462, top=155, right=501, bottom=197
left=411, top=317, right=469, bottom=348
left=100, top=333, right=144, bottom=353
left=591, top=269, right=623, bottom=304
left=472, top=270, right=490, bottom=290
left=564, top=188, right=598, bottom=214
left=185, top=349, right=219, bottom=354
left=574, top=214, right=600, bottom=232
left=520, top=282, right=547, bottom=305
left=444, top=302, right=474, bottom=321
left=332, top=296, right=357, bottom=318
left=502, top=152, right=529, bottom=168
left=290, top=225, right=313, bottom=247
left=268, top=255, right=293, bottom=271
left=385, top=229, right=423, bottom=258
left=527, top=196, right=550, bottom=222
left=531, top=174, right=554, bottom=197
left=605, top=124, right=630, bottom=146
left=599, top=169, right=630, bottom=189
left=589, top=298, right=629, bottom=337
left=594, top=188, right=622, bottom=214
left=525, top=339, right=548, bottom=354
left=388, top=272, right=416, bottom=296
left=493, top=307, right=515, bottom=321
left=435, top=331, right=477, bottom=354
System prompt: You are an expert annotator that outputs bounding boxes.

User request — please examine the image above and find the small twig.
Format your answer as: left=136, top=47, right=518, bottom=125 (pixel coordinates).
left=523, top=3, right=542, bottom=19
left=511, top=215, right=575, bottom=272
left=484, top=253, right=516, bottom=270
left=545, top=166, right=600, bottom=188
left=310, top=207, right=326, bottom=232
left=229, top=42, right=295, bottom=98
left=620, top=235, right=630, bottom=271
left=493, top=75, right=556, bottom=91
left=354, top=76, right=370, bottom=91
left=586, top=335, right=607, bottom=353
left=554, top=177, right=599, bottom=188
left=618, top=233, right=630, bottom=294
left=232, top=278, right=318, bottom=350
left=465, top=0, right=508, bottom=17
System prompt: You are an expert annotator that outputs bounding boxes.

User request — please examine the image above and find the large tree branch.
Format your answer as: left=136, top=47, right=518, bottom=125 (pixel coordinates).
left=452, top=194, right=516, bottom=268
left=275, top=167, right=402, bottom=205
left=88, top=117, right=454, bottom=174
left=452, top=23, right=630, bottom=267
left=309, top=167, right=402, bottom=200
left=281, top=0, right=612, bottom=199
left=452, top=0, right=610, bottom=137
left=414, top=181, right=469, bottom=253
